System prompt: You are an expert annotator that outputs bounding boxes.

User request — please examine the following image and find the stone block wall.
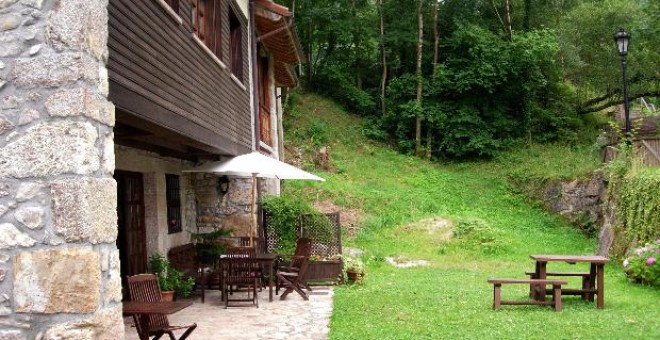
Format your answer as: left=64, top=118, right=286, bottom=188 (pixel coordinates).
left=542, top=172, right=606, bottom=231
left=0, top=0, right=123, bottom=338
left=194, top=174, right=279, bottom=238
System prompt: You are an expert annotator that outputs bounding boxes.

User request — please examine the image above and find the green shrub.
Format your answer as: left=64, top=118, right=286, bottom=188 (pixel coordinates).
left=308, top=120, right=330, bottom=147
left=607, top=165, right=660, bottom=256
left=452, top=217, right=508, bottom=254
left=262, top=194, right=334, bottom=255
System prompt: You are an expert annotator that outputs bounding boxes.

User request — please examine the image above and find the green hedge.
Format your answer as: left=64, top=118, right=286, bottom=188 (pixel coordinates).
left=613, top=168, right=660, bottom=253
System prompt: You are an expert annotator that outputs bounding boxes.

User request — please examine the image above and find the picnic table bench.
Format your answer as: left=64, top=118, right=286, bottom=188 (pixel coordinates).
left=530, top=255, right=609, bottom=308
left=488, top=278, right=567, bottom=312
left=525, top=271, right=592, bottom=299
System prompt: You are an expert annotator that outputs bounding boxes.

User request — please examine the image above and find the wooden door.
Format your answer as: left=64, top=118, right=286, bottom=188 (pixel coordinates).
left=115, top=171, right=147, bottom=298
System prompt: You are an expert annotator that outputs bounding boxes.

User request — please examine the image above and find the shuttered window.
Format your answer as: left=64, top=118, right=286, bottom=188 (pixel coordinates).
left=192, top=0, right=222, bottom=57
left=166, top=174, right=182, bottom=234
left=229, top=9, right=243, bottom=80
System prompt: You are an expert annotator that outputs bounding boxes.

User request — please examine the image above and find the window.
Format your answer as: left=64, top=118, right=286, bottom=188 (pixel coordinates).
left=164, top=0, right=179, bottom=13
left=166, top=174, right=182, bottom=234
left=192, top=0, right=222, bottom=57
left=229, top=9, right=243, bottom=80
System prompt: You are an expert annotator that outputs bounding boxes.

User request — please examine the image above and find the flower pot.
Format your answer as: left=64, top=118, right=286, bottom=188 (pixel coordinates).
left=346, top=270, right=364, bottom=284
left=161, top=290, right=175, bottom=301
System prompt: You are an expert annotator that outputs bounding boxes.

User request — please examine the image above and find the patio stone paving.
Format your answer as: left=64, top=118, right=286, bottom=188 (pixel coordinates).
left=124, top=286, right=334, bottom=340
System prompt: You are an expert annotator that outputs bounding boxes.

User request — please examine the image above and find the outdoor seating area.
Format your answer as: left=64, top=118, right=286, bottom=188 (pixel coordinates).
left=123, top=236, right=332, bottom=339
left=123, top=286, right=334, bottom=340
left=488, top=254, right=610, bottom=311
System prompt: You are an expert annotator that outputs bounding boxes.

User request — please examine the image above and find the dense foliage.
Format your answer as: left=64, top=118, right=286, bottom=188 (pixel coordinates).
left=611, top=168, right=660, bottom=254
left=277, top=0, right=659, bottom=159
left=261, top=194, right=333, bottom=255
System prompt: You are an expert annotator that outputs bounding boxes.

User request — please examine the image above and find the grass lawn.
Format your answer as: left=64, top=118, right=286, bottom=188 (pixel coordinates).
left=283, top=93, right=660, bottom=339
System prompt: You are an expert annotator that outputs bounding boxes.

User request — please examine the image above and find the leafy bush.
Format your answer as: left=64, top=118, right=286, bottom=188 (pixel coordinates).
left=607, top=164, right=660, bottom=257
left=452, top=217, right=508, bottom=254
left=262, top=194, right=334, bottom=255
left=623, top=240, right=660, bottom=286
left=439, top=105, right=501, bottom=158
left=308, top=120, right=330, bottom=147
left=314, top=65, right=376, bottom=116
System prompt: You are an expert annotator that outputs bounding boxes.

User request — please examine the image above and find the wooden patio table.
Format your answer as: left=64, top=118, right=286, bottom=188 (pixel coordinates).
left=122, top=300, right=193, bottom=316
left=530, top=254, right=610, bottom=309
left=219, top=253, right=278, bottom=302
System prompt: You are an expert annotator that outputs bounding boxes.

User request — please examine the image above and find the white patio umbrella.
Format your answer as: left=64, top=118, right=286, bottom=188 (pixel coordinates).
left=183, top=152, right=325, bottom=245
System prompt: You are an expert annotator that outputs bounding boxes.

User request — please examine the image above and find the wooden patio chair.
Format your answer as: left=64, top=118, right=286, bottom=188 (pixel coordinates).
left=276, top=254, right=311, bottom=301
left=225, top=246, right=261, bottom=291
left=276, top=237, right=312, bottom=294
left=223, top=255, right=261, bottom=308
left=126, top=274, right=197, bottom=340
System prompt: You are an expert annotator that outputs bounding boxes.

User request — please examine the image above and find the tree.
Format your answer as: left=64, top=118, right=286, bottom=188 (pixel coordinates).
left=558, top=0, right=660, bottom=113
left=414, top=0, right=424, bottom=157
left=280, top=0, right=657, bottom=160
left=379, top=0, right=388, bottom=116
left=426, top=0, right=441, bottom=160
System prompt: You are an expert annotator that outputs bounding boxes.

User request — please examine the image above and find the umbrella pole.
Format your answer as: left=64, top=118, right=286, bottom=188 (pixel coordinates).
left=250, top=173, right=257, bottom=248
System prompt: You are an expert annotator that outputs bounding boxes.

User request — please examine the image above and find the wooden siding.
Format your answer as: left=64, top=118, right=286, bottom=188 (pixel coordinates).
left=108, top=0, right=252, bottom=156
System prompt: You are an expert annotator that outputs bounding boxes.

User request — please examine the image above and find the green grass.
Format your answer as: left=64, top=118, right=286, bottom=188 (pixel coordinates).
left=282, top=92, right=660, bottom=340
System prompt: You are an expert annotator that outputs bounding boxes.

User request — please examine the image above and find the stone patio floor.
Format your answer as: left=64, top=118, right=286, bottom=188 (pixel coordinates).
left=123, top=286, right=334, bottom=340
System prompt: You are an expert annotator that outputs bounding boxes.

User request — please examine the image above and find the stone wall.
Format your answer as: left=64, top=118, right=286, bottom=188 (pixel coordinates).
left=541, top=172, right=606, bottom=234
left=194, top=174, right=279, bottom=238
left=513, top=172, right=619, bottom=254
left=0, top=0, right=123, bottom=338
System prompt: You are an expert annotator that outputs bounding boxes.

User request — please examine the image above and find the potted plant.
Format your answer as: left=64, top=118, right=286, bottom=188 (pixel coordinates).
left=149, top=253, right=195, bottom=301
left=343, top=256, right=365, bottom=284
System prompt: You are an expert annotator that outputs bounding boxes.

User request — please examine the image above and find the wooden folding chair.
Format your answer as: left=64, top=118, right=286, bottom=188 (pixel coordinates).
left=127, top=274, right=197, bottom=340
left=276, top=238, right=312, bottom=294
left=276, top=255, right=310, bottom=301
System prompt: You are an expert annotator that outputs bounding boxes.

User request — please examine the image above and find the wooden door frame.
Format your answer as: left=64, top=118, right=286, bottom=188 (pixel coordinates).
left=115, top=170, right=147, bottom=297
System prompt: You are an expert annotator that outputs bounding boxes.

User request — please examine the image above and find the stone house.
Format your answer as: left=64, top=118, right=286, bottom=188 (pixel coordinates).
left=0, top=0, right=302, bottom=338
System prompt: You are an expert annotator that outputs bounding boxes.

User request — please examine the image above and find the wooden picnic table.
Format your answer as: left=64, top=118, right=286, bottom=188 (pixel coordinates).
left=530, top=254, right=610, bottom=308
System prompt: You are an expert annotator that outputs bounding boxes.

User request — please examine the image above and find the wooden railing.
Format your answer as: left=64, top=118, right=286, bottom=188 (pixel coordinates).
left=601, top=137, right=660, bottom=167
left=640, top=138, right=660, bottom=166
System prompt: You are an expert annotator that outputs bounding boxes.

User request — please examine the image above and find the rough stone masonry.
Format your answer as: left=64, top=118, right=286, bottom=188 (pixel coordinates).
left=0, top=0, right=123, bottom=338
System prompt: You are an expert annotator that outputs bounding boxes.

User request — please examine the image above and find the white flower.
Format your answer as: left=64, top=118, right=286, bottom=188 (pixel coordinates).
left=623, top=259, right=630, bottom=268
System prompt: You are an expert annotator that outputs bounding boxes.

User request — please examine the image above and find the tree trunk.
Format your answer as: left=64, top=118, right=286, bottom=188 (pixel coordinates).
left=306, top=21, right=313, bottom=86
left=427, top=0, right=439, bottom=160
left=505, top=0, right=513, bottom=40
left=415, top=0, right=424, bottom=157
left=432, top=1, right=439, bottom=72
left=379, top=0, right=387, bottom=116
